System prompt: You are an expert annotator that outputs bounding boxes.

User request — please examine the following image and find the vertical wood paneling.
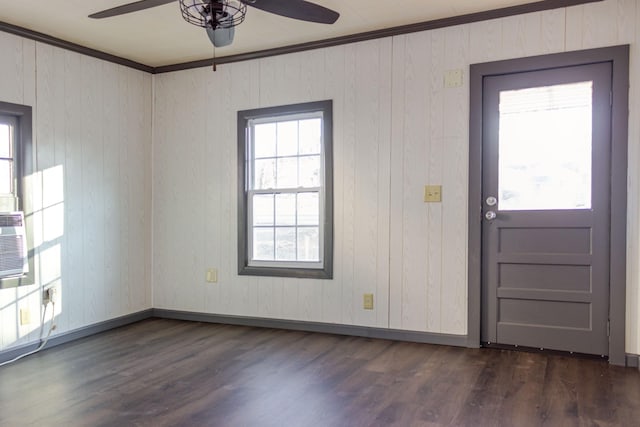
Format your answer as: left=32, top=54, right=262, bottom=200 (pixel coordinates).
left=564, top=5, right=585, bottom=51
left=340, top=43, right=357, bottom=325
left=81, top=55, right=106, bottom=322
left=352, top=40, right=385, bottom=327
left=400, top=32, right=430, bottom=332
left=541, top=9, right=566, bottom=53
left=616, top=0, right=637, bottom=43
left=469, top=19, right=503, bottom=63
left=102, top=62, right=120, bottom=317
left=62, top=49, right=85, bottom=330
left=501, top=13, right=541, bottom=58
left=322, top=45, right=346, bottom=324
left=0, top=33, right=25, bottom=104
left=389, top=35, right=407, bottom=330
left=230, top=61, right=260, bottom=317
left=426, top=30, right=445, bottom=333
left=375, top=38, right=392, bottom=329
left=203, top=67, right=231, bottom=315
left=35, top=43, right=59, bottom=343
left=0, top=39, right=152, bottom=352
left=581, top=1, right=618, bottom=48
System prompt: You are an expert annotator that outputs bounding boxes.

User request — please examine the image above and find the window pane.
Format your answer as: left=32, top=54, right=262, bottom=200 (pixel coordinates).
left=299, top=119, right=321, bottom=155
left=276, top=157, right=297, bottom=188
left=298, top=192, right=319, bottom=225
left=297, top=227, right=319, bottom=261
left=254, top=123, right=277, bottom=158
left=275, top=227, right=296, bottom=261
left=498, top=82, right=592, bottom=210
left=277, top=121, right=298, bottom=157
left=0, top=160, right=12, bottom=194
left=253, top=194, right=274, bottom=226
left=253, top=228, right=274, bottom=260
left=0, top=124, right=10, bottom=158
left=254, top=159, right=276, bottom=189
left=299, top=155, right=321, bottom=188
left=275, top=193, right=296, bottom=226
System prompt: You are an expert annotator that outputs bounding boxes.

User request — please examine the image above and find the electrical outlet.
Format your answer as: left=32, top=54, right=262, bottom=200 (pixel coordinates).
left=42, top=286, right=58, bottom=305
left=424, top=185, right=442, bottom=203
left=19, top=308, right=31, bottom=325
left=206, top=268, right=218, bottom=283
left=363, top=293, right=374, bottom=310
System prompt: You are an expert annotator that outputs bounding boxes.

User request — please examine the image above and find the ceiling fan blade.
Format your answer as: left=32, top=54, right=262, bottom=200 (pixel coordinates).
left=89, top=0, right=176, bottom=19
left=243, top=0, right=339, bottom=24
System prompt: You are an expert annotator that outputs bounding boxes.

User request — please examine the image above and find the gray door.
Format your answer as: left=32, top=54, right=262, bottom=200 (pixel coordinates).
left=481, top=62, right=612, bottom=355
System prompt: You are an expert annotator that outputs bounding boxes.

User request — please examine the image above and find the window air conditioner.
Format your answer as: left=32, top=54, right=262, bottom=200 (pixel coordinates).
left=0, top=212, right=28, bottom=279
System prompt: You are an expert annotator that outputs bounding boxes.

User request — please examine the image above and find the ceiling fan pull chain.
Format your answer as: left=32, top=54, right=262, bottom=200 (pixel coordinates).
left=212, top=44, right=217, bottom=72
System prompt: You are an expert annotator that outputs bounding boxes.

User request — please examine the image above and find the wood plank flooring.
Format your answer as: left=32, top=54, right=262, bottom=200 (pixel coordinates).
left=1, top=318, right=639, bottom=426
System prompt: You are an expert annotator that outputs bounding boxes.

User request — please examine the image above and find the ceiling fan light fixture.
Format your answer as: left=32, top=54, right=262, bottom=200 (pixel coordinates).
left=179, top=0, right=247, bottom=29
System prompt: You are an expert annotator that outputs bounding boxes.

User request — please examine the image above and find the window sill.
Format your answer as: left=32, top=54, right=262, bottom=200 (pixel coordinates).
left=238, top=264, right=332, bottom=280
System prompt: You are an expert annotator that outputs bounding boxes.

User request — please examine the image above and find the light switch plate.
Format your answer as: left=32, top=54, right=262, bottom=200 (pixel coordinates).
left=424, top=185, right=442, bottom=203
left=444, top=69, right=464, bottom=88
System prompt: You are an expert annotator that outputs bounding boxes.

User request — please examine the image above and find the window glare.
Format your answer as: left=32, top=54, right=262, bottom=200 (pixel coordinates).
left=0, top=124, right=11, bottom=158
left=297, top=192, right=319, bottom=226
left=254, top=123, right=276, bottom=158
left=297, top=227, right=319, bottom=261
left=299, top=119, right=321, bottom=155
left=253, top=228, right=275, bottom=260
left=253, top=194, right=274, bottom=226
left=254, top=159, right=276, bottom=189
left=299, top=155, right=321, bottom=188
left=498, top=81, right=593, bottom=211
left=276, top=157, right=298, bottom=189
left=275, top=194, right=296, bottom=226
left=0, top=160, right=12, bottom=194
left=277, top=121, right=299, bottom=157
left=275, top=227, right=296, bottom=261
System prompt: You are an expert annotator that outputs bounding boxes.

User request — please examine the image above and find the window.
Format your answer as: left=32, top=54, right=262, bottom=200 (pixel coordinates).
left=238, top=100, right=333, bottom=279
left=0, top=114, right=18, bottom=210
left=0, top=101, right=33, bottom=287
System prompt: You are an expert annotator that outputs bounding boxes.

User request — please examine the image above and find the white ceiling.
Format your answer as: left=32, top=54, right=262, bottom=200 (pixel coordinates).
left=1, top=0, right=542, bottom=67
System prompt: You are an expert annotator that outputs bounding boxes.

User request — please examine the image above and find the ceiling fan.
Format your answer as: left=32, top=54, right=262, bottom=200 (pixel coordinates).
left=89, top=0, right=340, bottom=48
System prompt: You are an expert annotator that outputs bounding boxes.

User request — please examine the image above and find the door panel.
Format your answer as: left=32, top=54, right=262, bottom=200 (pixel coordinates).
left=481, top=62, right=611, bottom=355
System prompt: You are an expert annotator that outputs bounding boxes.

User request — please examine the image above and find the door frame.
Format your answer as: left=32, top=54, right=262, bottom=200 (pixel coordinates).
left=467, top=45, right=629, bottom=365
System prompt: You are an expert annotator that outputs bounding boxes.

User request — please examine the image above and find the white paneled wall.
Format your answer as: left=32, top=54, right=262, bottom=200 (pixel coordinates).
left=0, top=33, right=152, bottom=352
left=153, top=0, right=640, bottom=354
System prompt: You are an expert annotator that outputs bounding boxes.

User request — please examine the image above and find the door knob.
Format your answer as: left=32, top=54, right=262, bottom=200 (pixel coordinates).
left=486, top=196, right=497, bottom=206
left=485, top=211, right=497, bottom=220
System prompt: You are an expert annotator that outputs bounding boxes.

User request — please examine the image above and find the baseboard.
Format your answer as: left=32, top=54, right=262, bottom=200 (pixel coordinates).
left=0, top=309, right=154, bottom=364
left=152, top=309, right=468, bottom=347
left=626, top=354, right=640, bottom=369
left=6, top=307, right=632, bottom=368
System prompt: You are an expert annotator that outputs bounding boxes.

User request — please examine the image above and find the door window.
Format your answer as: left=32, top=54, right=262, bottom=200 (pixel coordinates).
left=498, top=81, right=593, bottom=210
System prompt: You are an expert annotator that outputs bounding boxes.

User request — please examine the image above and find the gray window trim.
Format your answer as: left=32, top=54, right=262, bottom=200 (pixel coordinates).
left=237, top=100, right=333, bottom=279
left=0, top=100, right=34, bottom=288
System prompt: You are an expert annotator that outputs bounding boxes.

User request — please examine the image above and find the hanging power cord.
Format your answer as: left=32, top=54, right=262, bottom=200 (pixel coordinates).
left=0, top=293, right=57, bottom=368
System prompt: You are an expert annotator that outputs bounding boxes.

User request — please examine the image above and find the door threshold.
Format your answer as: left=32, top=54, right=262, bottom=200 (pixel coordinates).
left=482, top=342, right=608, bottom=361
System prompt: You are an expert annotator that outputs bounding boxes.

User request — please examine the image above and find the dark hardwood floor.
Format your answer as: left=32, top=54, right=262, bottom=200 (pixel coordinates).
left=1, top=318, right=639, bottom=426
